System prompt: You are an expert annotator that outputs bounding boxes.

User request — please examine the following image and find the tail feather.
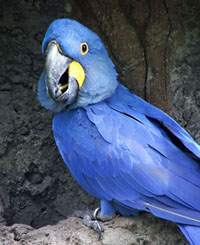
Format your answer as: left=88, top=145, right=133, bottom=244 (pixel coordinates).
left=179, top=225, right=200, bottom=245
left=145, top=201, right=200, bottom=226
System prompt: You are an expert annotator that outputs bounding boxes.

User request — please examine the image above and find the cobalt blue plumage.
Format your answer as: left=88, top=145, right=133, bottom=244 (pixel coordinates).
left=38, top=18, right=200, bottom=244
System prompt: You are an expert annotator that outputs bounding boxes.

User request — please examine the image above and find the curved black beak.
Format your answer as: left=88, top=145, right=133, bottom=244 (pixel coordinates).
left=45, top=41, right=85, bottom=105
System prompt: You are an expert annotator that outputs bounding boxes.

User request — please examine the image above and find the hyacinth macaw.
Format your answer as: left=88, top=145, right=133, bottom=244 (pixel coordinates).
left=38, top=18, right=200, bottom=244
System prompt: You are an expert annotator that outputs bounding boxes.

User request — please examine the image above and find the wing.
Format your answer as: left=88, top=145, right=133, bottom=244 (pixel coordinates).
left=53, top=85, right=200, bottom=226
left=107, top=84, right=200, bottom=159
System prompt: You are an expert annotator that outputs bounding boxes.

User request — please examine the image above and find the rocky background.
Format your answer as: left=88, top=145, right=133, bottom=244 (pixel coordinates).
left=0, top=0, right=199, bottom=244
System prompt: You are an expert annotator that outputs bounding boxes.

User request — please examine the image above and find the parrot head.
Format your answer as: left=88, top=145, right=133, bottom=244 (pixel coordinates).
left=38, top=19, right=118, bottom=112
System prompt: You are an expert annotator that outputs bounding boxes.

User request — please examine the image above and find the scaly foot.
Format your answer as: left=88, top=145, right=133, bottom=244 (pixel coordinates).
left=73, top=208, right=116, bottom=240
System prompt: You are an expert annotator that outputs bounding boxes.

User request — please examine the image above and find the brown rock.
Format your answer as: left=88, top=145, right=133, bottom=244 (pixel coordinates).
left=0, top=215, right=188, bottom=245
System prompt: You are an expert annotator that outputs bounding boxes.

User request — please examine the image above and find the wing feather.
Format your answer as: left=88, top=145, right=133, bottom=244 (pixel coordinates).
left=53, top=84, right=200, bottom=226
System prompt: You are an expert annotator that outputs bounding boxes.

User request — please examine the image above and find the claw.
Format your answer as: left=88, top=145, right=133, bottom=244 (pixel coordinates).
left=93, top=207, right=101, bottom=220
left=83, top=213, right=103, bottom=240
left=96, top=221, right=103, bottom=241
left=73, top=207, right=115, bottom=240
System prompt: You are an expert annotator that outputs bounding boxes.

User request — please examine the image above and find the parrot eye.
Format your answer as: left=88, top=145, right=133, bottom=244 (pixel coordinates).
left=81, top=42, right=89, bottom=55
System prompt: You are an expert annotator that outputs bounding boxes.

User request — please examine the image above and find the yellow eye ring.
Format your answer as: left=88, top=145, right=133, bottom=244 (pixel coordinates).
left=81, top=42, right=89, bottom=55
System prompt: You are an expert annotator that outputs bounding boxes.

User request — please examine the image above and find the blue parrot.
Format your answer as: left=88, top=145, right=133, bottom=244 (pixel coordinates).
left=38, top=19, right=200, bottom=244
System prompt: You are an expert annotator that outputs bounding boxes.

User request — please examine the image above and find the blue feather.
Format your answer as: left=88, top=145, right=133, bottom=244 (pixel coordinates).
left=39, top=18, right=200, bottom=244
left=52, top=85, right=200, bottom=243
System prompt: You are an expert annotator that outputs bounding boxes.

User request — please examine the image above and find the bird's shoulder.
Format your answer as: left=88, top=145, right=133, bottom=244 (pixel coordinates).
left=106, top=84, right=200, bottom=159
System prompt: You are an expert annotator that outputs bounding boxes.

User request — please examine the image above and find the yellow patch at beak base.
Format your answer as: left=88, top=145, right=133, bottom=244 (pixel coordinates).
left=68, top=61, right=85, bottom=89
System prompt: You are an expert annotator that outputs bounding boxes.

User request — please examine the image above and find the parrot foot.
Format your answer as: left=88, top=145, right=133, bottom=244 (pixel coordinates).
left=73, top=209, right=103, bottom=240
left=94, top=207, right=116, bottom=222
left=83, top=212, right=103, bottom=240
left=73, top=207, right=116, bottom=240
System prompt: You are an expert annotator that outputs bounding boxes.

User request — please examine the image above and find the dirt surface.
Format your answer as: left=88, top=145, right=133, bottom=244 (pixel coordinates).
left=0, top=215, right=188, bottom=245
left=0, top=0, right=199, bottom=244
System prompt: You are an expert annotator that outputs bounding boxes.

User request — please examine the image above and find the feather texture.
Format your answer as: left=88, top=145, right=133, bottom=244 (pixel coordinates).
left=38, top=18, right=200, bottom=244
left=53, top=84, right=200, bottom=227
